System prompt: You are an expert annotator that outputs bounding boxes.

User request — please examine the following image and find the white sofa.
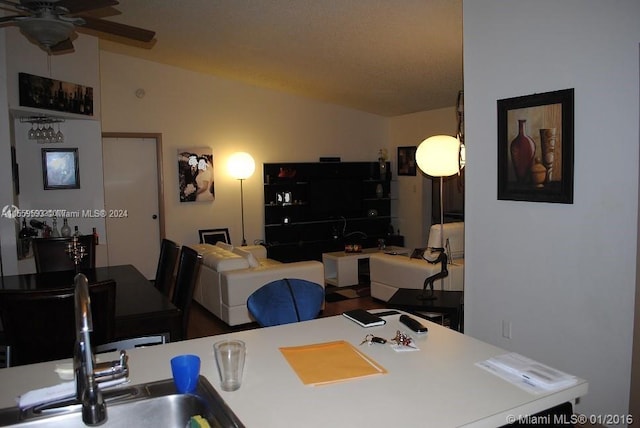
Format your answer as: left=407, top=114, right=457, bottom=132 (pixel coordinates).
left=192, top=242, right=324, bottom=326
left=369, top=222, right=464, bottom=302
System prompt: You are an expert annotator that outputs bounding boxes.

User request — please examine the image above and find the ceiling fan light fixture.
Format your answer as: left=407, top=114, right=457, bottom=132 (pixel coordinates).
left=18, top=18, right=74, bottom=49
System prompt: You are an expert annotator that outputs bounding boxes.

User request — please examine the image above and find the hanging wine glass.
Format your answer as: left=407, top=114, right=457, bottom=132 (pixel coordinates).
left=42, top=124, right=51, bottom=143
left=35, top=123, right=44, bottom=143
left=55, top=123, right=64, bottom=143
left=28, top=123, right=37, bottom=140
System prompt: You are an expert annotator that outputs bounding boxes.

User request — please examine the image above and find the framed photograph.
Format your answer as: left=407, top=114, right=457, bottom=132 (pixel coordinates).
left=41, top=148, right=80, bottom=190
left=198, top=228, right=231, bottom=245
left=397, top=146, right=417, bottom=176
left=497, top=88, right=574, bottom=204
left=178, top=147, right=215, bottom=202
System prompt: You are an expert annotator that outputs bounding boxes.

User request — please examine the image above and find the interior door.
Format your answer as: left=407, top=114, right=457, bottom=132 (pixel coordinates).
left=102, top=136, right=160, bottom=279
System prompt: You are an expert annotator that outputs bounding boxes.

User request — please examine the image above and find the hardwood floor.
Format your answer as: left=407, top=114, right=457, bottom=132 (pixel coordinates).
left=186, top=293, right=386, bottom=339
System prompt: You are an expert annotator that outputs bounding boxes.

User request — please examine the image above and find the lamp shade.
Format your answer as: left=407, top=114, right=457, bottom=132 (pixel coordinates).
left=415, top=135, right=461, bottom=177
left=228, top=152, right=255, bottom=180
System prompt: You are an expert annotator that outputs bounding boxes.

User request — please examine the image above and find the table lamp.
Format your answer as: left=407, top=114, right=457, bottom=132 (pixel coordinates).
left=228, top=152, right=255, bottom=246
left=415, top=135, right=462, bottom=300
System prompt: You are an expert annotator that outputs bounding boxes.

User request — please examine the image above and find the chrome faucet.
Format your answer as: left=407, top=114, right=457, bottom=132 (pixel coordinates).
left=74, top=273, right=128, bottom=426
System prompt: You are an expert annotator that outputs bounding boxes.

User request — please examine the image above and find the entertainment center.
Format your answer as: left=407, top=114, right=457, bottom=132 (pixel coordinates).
left=263, top=161, right=403, bottom=262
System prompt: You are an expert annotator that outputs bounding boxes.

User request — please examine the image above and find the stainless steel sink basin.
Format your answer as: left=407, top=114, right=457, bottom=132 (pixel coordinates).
left=0, top=376, right=244, bottom=427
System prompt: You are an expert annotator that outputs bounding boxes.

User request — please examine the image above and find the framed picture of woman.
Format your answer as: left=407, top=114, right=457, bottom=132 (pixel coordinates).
left=177, top=147, right=215, bottom=202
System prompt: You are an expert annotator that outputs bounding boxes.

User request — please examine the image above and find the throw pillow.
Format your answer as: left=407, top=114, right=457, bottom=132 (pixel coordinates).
left=216, top=241, right=233, bottom=251
left=233, top=247, right=260, bottom=268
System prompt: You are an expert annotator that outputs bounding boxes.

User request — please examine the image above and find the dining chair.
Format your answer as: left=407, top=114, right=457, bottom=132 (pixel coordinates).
left=32, top=235, right=96, bottom=273
left=171, top=246, right=202, bottom=341
left=0, top=279, right=116, bottom=366
left=95, top=333, right=169, bottom=354
left=247, top=278, right=324, bottom=327
left=153, top=238, right=180, bottom=298
left=0, top=332, right=10, bottom=368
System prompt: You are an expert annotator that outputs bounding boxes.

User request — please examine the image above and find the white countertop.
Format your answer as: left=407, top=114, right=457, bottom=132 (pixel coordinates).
left=0, top=312, right=588, bottom=427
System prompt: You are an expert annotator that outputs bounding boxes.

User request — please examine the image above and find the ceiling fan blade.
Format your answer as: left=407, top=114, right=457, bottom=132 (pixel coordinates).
left=0, top=15, right=24, bottom=23
left=0, top=0, right=19, bottom=8
left=57, top=0, right=118, bottom=14
left=79, top=15, right=155, bottom=42
left=50, top=38, right=74, bottom=52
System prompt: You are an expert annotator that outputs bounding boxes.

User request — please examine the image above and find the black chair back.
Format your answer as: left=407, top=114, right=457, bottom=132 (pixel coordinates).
left=32, top=235, right=96, bottom=273
left=171, top=246, right=202, bottom=341
left=154, top=239, right=180, bottom=298
left=0, top=279, right=116, bottom=366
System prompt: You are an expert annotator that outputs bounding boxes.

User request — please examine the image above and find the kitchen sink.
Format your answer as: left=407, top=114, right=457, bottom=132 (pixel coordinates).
left=0, top=376, right=245, bottom=427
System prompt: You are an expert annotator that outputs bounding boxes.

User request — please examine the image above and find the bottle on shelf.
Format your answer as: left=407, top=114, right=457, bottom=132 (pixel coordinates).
left=19, top=218, right=29, bottom=239
left=93, top=227, right=99, bottom=245
left=42, top=221, right=51, bottom=238
left=61, top=218, right=71, bottom=237
left=18, top=218, right=31, bottom=258
left=73, top=225, right=80, bottom=237
left=51, top=216, right=60, bottom=237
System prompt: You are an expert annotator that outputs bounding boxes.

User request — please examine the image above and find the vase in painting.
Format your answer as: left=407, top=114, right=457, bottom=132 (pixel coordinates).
left=510, top=119, right=536, bottom=183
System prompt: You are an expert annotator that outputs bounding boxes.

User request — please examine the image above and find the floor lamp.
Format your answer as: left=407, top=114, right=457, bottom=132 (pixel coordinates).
left=415, top=135, right=462, bottom=300
left=228, top=152, right=255, bottom=246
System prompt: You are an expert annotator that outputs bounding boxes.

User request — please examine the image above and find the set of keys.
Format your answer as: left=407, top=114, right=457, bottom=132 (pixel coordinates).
left=359, top=330, right=416, bottom=348
left=359, top=334, right=387, bottom=346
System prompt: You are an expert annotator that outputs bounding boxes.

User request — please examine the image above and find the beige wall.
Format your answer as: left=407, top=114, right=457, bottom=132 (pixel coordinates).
left=388, top=107, right=458, bottom=249
left=99, top=51, right=391, bottom=247
left=1, top=30, right=457, bottom=273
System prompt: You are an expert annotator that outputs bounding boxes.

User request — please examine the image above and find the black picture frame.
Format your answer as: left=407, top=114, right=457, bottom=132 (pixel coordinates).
left=198, top=228, right=231, bottom=245
left=42, top=148, right=80, bottom=190
left=497, top=88, right=574, bottom=204
left=397, top=146, right=417, bottom=176
left=19, top=72, right=94, bottom=116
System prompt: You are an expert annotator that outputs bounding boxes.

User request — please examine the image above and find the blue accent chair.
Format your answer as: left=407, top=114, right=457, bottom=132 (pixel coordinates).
left=247, top=278, right=324, bottom=327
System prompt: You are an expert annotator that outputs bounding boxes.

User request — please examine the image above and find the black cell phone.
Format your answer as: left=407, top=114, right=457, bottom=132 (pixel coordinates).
left=342, top=309, right=386, bottom=327
left=374, top=310, right=401, bottom=317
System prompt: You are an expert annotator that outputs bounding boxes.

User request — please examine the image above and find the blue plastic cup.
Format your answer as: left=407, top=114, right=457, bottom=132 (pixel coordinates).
left=170, top=354, right=201, bottom=393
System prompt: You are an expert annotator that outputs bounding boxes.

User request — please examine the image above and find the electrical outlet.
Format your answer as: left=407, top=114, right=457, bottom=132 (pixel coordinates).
left=502, top=320, right=512, bottom=339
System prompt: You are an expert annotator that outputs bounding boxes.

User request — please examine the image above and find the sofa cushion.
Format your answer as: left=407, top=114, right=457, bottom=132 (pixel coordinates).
left=216, top=241, right=233, bottom=251
left=233, top=247, right=260, bottom=268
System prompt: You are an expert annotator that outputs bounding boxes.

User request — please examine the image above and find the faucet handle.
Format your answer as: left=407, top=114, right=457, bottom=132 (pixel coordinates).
left=94, top=350, right=129, bottom=383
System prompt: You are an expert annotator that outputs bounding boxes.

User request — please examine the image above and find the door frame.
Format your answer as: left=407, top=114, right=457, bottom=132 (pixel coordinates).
left=101, top=132, right=166, bottom=240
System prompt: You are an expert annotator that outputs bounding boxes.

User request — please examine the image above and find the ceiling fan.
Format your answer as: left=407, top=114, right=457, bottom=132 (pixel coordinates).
left=0, top=0, right=155, bottom=53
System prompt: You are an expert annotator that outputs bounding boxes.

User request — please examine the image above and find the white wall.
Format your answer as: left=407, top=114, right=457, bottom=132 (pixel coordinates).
left=2, top=29, right=107, bottom=274
left=388, top=107, right=458, bottom=249
left=0, top=30, right=18, bottom=277
left=464, top=0, right=640, bottom=421
left=99, top=51, right=390, bottom=247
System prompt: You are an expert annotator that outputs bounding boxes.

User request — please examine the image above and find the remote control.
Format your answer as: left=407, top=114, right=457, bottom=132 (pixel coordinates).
left=399, top=315, right=428, bottom=333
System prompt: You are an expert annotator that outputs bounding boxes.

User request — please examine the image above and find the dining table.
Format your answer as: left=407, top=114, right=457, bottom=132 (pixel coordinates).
left=0, top=264, right=181, bottom=341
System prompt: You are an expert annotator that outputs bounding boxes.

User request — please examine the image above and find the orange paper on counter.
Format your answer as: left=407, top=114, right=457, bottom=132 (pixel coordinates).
left=279, top=340, right=387, bottom=386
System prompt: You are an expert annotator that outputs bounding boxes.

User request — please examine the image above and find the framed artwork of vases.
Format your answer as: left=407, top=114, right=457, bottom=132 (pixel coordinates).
left=497, top=88, right=574, bottom=204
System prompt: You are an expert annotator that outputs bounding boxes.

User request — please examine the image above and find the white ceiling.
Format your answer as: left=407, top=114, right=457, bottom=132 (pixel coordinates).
left=21, top=0, right=465, bottom=117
